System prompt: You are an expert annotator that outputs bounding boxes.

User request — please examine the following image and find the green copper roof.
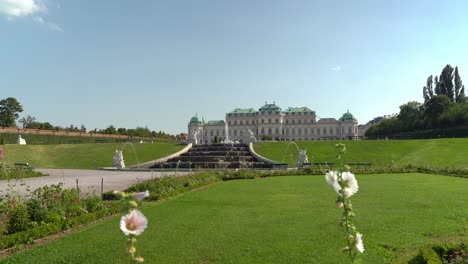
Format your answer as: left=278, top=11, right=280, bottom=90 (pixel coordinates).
left=190, top=114, right=202, bottom=123
left=339, top=110, right=356, bottom=121
left=284, top=107, right=315, bottom=114
left=227, top=108, right=257, bottom=114
left=259, top=102, right=281, bottom=112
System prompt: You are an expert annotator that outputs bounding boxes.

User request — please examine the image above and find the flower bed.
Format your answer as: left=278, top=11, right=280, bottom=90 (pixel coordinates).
left=0, top=183, right=118, bottom=250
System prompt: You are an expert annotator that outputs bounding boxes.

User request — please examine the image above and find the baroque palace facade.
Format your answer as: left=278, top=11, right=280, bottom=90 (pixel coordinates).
left=188, top=102, right=358, bottom=144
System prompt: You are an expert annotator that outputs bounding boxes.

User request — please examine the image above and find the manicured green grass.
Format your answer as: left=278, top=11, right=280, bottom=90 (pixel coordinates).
left=3, top=174, right=468, bottom=263
left=0, top=143, right=185, bottom=169
left=254, top=138, right=468, bottom=169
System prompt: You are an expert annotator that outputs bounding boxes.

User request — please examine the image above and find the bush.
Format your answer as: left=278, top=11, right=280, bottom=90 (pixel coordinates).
left=117, top=171, right=221, bottom=201
left=7, top=203, right=30, bottom=234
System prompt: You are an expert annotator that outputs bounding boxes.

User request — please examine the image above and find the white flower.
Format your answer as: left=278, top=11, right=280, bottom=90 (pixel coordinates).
left=120, top=210, right=148, bottom=236
left=332, top=171, right=359, bottom=198
left=325, top=171, right=338, bottom=186
left=355, top=233, right=364, bottom=253
left=134, top=190, right=149, bottom=201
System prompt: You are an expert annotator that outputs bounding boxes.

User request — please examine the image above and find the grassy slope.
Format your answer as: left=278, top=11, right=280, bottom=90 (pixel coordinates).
left=4, top=174, right=468, bottom=263
left=254, top=138, right=468, bottom=169
left=0, top=142, right=185, bottom=169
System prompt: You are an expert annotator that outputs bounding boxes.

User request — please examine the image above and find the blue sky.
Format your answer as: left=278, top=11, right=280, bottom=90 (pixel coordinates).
left=1, top=0, right=468, bottom=134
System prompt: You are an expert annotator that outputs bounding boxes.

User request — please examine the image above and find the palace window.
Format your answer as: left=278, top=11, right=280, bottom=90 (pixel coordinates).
left=268, top=128, right=272, bottom=135
left=292, top=129, right=295, bottom=135
left=276, top=119, right=279, bottom=123
left=275, top=128, right=279, bottom=134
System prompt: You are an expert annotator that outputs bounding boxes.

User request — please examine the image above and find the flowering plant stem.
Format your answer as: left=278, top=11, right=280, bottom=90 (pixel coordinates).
left=326, top=143, right=363, bottom=263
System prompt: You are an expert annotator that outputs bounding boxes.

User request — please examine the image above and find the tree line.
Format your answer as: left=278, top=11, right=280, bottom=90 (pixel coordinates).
left=366, top=64, right=467, bottom=138
left=0, top=97, right=175, bottom=140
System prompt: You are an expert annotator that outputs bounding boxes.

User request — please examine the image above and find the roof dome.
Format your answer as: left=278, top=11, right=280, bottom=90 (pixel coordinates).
left=339, top=110, right=356, bottom=121
left=190, top=115, right=201, bottom=123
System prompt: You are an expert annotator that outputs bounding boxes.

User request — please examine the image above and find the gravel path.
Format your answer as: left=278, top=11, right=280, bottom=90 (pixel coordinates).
left=0, top=169, right=189, bottom=197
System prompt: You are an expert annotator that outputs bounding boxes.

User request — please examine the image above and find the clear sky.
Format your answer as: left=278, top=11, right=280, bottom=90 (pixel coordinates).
left=1, top=0, right=468, bottom=134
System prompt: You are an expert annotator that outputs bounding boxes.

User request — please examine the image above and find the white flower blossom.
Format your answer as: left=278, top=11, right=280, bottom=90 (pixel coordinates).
left=331, top=171, right=359, bottom=198
left=355, top=233, right=364, bottom=253
left=325, top=171, right=338, bottom=186
left=120, top=210, right=148, bottom=236
left=134, top=190, right=149, bottom=201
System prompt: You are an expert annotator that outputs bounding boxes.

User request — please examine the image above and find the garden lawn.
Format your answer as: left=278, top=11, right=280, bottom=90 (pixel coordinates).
left=0, top=143, right=184, bottom=169
left=254, top=138, right=468, bottom=169
left=3, top=173, right=468, bottom=263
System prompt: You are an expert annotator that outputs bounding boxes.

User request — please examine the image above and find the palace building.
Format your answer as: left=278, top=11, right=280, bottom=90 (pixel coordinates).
left=188, top=102, right=358, bottom=144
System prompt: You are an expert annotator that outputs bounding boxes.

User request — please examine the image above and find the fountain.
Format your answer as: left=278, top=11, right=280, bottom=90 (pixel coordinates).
left=111, top=142, right=141, bottom=169
left=151, top=143, right=273, bottom=170
left=282, top=142, right=310, bottom=168
left=225, top=122, right=229, bottom=142
left=112, top=150, right=125, bottom=169
left=246, top=129, right=257, bottom=143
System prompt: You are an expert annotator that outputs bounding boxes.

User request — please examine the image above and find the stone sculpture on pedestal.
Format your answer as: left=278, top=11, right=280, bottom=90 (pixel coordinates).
left=296, top=149, right=309, bottom=168
left=17, top=135, right=27, bottom=145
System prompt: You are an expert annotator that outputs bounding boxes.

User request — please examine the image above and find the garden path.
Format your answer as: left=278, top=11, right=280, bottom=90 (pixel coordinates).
left=0, top=169, right=189, bottom=197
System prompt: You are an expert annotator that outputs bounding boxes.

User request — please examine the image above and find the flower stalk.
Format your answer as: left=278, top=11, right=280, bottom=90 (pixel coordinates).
left=115, top=190, right=150, bottom=263
left=325, top=144, right=364, bottom=263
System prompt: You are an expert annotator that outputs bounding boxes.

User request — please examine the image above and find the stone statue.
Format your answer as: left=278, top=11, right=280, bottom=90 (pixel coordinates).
left=247, top=129, right=257, bottom=143
left=112, top=150, right=125, bottom=169
left=296, top=149, right=309, bottom=168
left=192, top=130, right=199, bottom=145
left=17, top=135, right=27, bottom=145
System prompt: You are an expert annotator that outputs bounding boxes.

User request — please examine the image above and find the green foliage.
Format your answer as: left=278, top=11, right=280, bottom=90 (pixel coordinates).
left=368, top=65, right=467, bottom=138
left=0, top=167, right=43, bottom=180
left=7, top=203, right=30, bottom=234
left=0, top=97, right=23, bottom=128
left=0, top=182, right=117, bottom=250
left=0, top=136, right=5, bottom=145
left=121, top=171, right=221, bottom=201
left=420, top=245, right=443, bottom=264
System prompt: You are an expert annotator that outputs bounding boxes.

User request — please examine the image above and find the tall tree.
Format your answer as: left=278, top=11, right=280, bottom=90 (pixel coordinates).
left=423, top=75, right=434, bottom=103
left=434, top=75, right=440, bottom=95
left=454, top=66, right=465, bottom=103
left=19, top=115, right=36, bottom=128
left=439, top=65, right=454, bottom=101
left=398, top=101, right=423, bottom=131
left=0, top=97, right=23, bottom=127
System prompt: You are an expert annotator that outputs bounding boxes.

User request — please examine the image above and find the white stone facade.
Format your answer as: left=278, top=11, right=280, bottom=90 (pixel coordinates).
left=188, top=102, right=359, bottom=144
